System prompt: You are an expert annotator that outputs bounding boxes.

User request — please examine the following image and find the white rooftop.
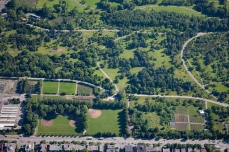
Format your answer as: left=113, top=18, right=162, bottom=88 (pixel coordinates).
left=198, top=110, right=205, bottom=114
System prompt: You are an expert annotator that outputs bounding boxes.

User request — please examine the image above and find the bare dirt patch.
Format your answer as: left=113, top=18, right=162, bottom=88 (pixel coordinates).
left=69, top=120, right=77, bottom=127
left=88, top=109, right=102, bottom=118
left=41, top=119, right=54, bottom=127
left=175, top=114, right=188, bottom=122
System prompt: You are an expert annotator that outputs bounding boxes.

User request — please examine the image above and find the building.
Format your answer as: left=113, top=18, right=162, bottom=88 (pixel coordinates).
left=106, top=145, right=116, bottom=152
left=162, top=147, right=170, bottom=152
left=125, top=145, right=133, bottom=152
left=87, top=145, right=99, bottom=152
left=198, top=110, right=205, bottom=115
left=0, top=103, right=19, bottom=129
left=3, top=143, right=16, bottom=152
left=146, top=146, right=153, bottom=152
left=28, top=13, right=41, bottom=20
left=200, top=148, right=207, bottom=152
left=173, top=148, right=180, bottom=152
left=187, top=148, right=193, bottom=152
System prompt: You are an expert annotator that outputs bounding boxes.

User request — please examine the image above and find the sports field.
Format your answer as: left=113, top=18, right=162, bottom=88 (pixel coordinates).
left=87, top=110, right=121, bottom=135
left=37, top=116, right=79, bottom=135
left=59, top=82, right=76, bottom=95
left=43, top=81, right=58, bottom=94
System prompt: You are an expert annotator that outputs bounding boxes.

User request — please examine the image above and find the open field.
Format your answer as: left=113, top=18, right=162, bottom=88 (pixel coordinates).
left=175, top=114, right=188, bottom=122
left=190, top=124, right=204, bottom=131
left=150, top=6, right=202, bottom=16
left=175, top=106, right=187, bottom=114
left=77, top=85, right=92, bottom=96
left=37, top=0, right=85, bottom=11
left=142, top=112, right=161, bottom=128
left=187, top=106, right=199, bottom=115
left=59, top=82, right=76, bottom=95
left=189, top=115, right=204, bottom=123
left=38, top=116, right=79, bottom=135
left=87, top=110, right=121, bottom=135
left=175, top=123, right=188, bottom=131
left=43, top=81, right=58, bottom=94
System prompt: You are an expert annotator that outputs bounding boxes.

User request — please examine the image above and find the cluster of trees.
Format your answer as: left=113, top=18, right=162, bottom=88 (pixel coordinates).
left=17, top=79, right=28, bottom=93
left=160, top=0, right=195, bottom=6
left=184, top=33, right=229, bottom=101
left=102, top=9, right=229, bottom=32
left=0, top=51, right=113, bottom=91
left=195, top=0, right=229, bottom=18
left=210, top=106, right=229, bottom=122
left=8, top=98, right=20, bottom=104
left=129, top=98, right=213, bottom=138
left=97, top=0, right=157, bottom=12
left=126, top=67, right=194, bottom=95
left=22, top=100, right=39, bottom=135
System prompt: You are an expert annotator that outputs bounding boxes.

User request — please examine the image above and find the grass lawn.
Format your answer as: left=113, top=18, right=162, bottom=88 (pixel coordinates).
left=85, top=0, right=100, bottom=8
left=77, top=85, right=92, bottom=96
left=142, top=112, right=161, bottom=128
left=130, top=67, right=144, bottom=74
left=37, top=0, right=85, bottom=11
left=138, top=6, right=203, bottom=16
left=38, top=116, right=79, bottom=135
left=43, top=96, right=64, bottom=100
left=148, top=49, right=171, bottom=68
left=119, top=50, right=135, bottom=59
left=87, top=110, right=121, bottom=135
left=187, top=106, right=199, bottom=115
left=32, top=95, right=40, bottom=102
left=59, top=82, right=76, bottom=95
left=43, top=81, right=58, bottom=94
left=207, top=102, right=222, bottom=109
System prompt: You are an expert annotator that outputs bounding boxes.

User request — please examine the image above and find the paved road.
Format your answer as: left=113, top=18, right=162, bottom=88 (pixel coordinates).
left=0, top=76, right=105, bottom=91
left=180, top=33, right=218, bottom=99
left=1, top=136, right=229, bottom=150
left=26, top=24, right=119, bottom=32
left=132, top=94, right=229, bottom=107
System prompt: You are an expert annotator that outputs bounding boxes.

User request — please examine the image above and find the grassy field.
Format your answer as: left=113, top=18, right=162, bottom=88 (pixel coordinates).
left=43, top=81, right=58, bottom=94
left=87, top=110, right=121, bottom=135
left=187, top=106, right=199, bottom=115
left=37, top=0, right=85, bottom=11
left=77, top=85, right=92, bottom=96
left=38, top=116, right=79, bottom=135
left=142, top=112, right=161, bottom=128
left=136, top=5, right=203, bottom=17
left=59, top=82, right=76, bottom=95
left=189, top=115, right=204, bottom=123
left=84, top=0, right=100, bottom=8
left=190, top=124, right=204, bottom=131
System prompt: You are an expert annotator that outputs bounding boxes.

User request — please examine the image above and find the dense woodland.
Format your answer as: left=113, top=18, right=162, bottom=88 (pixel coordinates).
left=102, top=9, right=229, bottom=32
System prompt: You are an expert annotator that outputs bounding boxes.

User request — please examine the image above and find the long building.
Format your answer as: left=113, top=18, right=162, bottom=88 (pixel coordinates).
left=0, top=103, right=18, bottom=129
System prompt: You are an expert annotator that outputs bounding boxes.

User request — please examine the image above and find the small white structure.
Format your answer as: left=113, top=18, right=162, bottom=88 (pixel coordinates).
left=198, top=110, right=205, bottom=115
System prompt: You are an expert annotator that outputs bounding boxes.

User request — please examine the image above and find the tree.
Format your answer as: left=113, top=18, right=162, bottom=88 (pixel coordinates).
left=82, top=148, right=88, bottom=152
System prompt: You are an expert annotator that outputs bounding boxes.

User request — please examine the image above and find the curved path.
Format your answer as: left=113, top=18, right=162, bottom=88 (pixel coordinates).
left=26, top=24, right=119, bottom=32
left=180, top=32, right=217, bottom=99
left=0, top=76, right=105, bottom=91
left=132, top=94, right=228, bottom=107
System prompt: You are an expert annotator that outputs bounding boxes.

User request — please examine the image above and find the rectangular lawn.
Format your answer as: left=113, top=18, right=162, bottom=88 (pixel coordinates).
left=87, top=110, right=121, bottom=135
left=38, top=116, right=79, bottom=135
left=59, top=82, right=76, bottom=95
left=43, top=81, right=58, bottom=94
left=77, top=85, right=91, bottom=96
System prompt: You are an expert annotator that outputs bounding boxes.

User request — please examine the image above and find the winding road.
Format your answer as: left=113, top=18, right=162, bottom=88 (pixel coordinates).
left=180, top=32, right=218, bottom=99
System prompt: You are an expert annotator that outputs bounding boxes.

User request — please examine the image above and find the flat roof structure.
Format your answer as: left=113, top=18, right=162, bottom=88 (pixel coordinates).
left=0, top=103, right=19, bottom=129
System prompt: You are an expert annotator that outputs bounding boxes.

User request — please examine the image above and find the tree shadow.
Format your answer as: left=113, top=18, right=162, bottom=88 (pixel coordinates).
left=43, top=113, right=58, bottom=120
left=118, top=110, right=126, bottom=136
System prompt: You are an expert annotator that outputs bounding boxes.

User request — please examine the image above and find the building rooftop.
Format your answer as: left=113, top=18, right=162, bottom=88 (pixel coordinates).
left=198, top=110, right=205, bottom=114
left=125, top=145, right=133, bottom=152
